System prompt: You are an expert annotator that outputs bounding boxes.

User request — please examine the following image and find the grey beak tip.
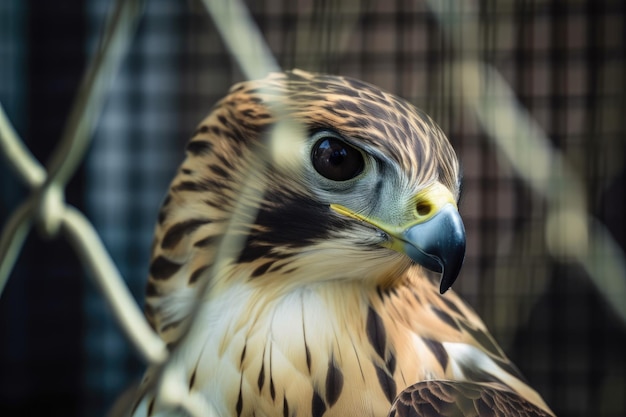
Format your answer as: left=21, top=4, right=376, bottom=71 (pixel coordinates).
left=439, top=267, right=460, bottom=294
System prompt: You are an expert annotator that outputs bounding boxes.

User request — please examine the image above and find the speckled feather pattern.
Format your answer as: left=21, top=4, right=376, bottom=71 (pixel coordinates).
left=134, top=70, right=554, bottom=417
left=389, top=380, right=553, bottom=417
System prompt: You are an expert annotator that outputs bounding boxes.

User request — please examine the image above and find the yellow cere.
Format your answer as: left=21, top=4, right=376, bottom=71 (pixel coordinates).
left=411, top=182, right=457, bottom=223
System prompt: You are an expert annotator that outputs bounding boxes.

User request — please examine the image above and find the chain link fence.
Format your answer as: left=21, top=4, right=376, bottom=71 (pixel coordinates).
left=1, top=1, right=625, bottom=416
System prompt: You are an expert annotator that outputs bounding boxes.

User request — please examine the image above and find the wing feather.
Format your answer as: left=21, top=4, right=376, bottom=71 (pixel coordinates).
left=388, top=380, right=553, bottom=417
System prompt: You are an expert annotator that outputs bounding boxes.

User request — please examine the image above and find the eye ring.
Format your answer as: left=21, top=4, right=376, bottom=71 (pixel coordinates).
left=310, top=131, right=365, bottom=181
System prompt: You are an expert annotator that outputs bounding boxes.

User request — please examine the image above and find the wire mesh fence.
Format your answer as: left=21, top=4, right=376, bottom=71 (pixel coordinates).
left=1, top=1, right=625, bottom=416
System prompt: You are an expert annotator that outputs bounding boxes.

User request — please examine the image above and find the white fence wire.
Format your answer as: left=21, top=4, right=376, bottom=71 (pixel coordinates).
left=0, top=0, right=168, bottom=366
left=0, top=0, right=624, bottom=416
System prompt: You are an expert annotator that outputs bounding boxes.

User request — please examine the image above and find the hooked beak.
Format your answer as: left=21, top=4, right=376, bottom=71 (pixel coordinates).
left=331, top=183, right=466, bottom=294
left=400, top=204, right=465, bottom=293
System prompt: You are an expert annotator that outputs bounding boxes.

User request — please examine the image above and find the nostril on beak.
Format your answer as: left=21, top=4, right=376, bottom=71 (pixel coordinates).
left=416, top=202, right=432, bottom=217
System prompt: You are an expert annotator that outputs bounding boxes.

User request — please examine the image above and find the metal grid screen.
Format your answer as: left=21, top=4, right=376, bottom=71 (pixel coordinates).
left=0, top=1, right=624, bottom=416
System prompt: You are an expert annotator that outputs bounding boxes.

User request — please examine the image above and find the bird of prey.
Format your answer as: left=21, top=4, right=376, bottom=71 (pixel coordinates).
left=132, top=69, right=554, bottom=417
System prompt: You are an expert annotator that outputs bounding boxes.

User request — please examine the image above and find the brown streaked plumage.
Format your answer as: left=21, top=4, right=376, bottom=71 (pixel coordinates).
left=131, top=69, right=555, bottom=417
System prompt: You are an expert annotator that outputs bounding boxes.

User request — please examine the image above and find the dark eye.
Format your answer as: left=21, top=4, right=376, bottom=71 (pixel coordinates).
left=311, top=134, right=364, bottom=181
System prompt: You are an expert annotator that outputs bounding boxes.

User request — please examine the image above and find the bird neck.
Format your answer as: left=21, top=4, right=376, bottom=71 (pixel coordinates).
left=183, top=270, right=449, bottom=417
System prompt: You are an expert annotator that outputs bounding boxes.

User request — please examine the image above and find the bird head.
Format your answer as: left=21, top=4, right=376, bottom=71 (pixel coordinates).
left=157, top=70, right=464, bottom=296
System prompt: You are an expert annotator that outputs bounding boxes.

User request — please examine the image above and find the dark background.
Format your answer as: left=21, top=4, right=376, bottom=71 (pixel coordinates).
left=0, top=0, right=624, bottom=416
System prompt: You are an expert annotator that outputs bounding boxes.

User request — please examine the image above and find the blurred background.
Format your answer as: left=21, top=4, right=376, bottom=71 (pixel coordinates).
left=0, top=0, right=624, bottom=416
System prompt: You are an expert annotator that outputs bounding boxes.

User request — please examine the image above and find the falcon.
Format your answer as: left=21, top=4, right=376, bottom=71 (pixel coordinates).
left=132, top=69, right=555, bottom=417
